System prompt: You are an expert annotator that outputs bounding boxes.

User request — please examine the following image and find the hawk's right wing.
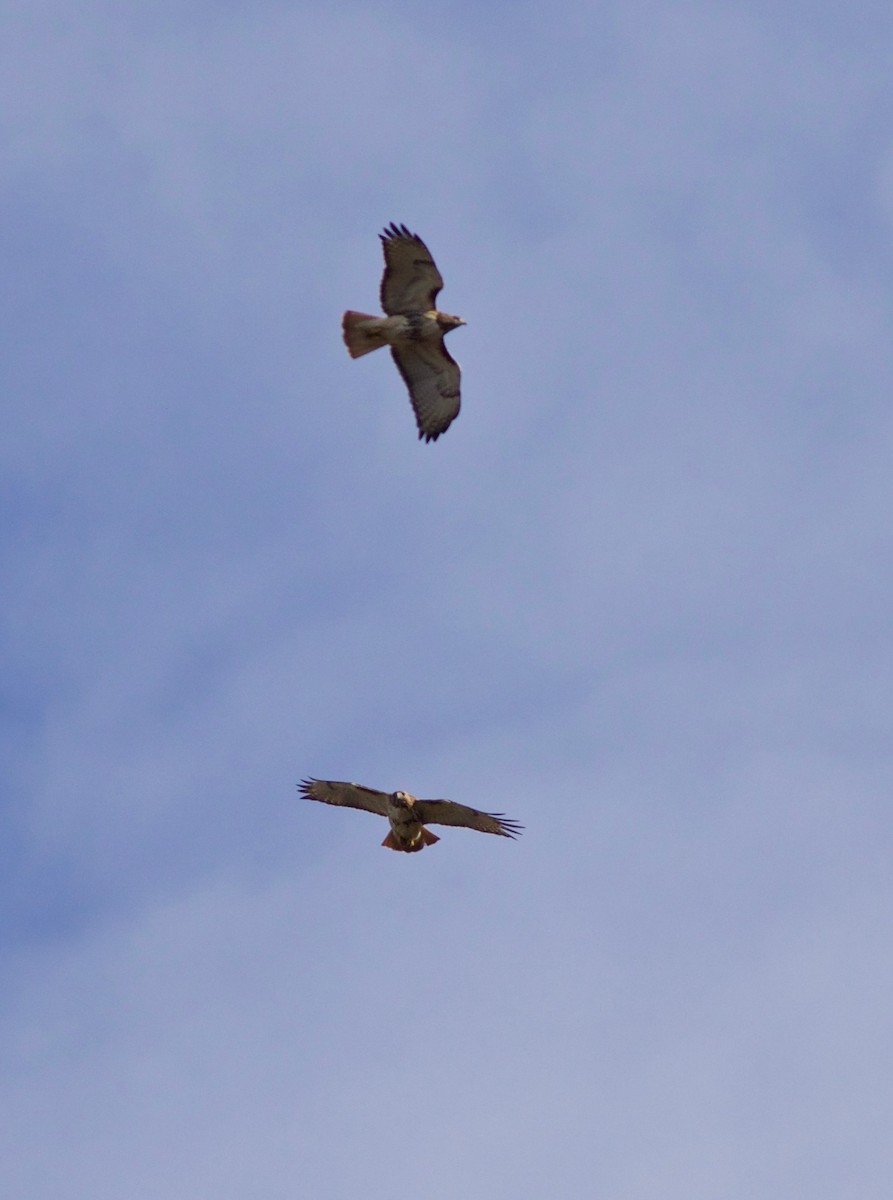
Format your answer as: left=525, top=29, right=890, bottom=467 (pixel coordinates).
left=390, top=340, right=461, bottom=443
left=298, top=778, right=390, bottom=817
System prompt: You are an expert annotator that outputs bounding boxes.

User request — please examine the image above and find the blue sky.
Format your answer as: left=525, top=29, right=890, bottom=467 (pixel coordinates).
left=3, top=1, right=893, bottom=1195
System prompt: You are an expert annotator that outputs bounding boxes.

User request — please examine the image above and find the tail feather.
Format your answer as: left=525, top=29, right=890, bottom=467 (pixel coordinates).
left=381, top=826, right=440, bottom=853
left=342, top=311, right=387, bottom=358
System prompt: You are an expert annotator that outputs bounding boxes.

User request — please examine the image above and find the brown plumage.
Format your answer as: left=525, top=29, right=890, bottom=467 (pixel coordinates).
left=341, top=223, right=465, bottom=442
left=298, top=778, right=523, bottom=853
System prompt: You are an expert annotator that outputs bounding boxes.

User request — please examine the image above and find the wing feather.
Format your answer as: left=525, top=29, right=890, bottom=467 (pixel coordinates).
left=390, top=342, right=461, bottom=443
left=413, top=798, right=524, bottom=839
left=298, top=778, right=390, bottom=817
left=379, top=223, right=444, bottom=315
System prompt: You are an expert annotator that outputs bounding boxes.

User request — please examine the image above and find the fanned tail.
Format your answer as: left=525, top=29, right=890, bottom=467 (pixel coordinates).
left=381, top=827, right=440, bottom=853
left=342, top=311, right=387, bottom=358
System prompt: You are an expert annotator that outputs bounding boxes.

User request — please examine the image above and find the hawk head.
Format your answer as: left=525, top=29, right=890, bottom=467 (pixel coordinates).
left=436, top=312, right=466, bottom=333
left=391, top=790, right=416, bottom=809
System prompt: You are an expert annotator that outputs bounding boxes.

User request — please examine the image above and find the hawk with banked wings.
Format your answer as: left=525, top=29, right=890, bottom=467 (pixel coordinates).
left=342, top=223, right=465, bottom=442
left=299, top=778, right=522, bottom=853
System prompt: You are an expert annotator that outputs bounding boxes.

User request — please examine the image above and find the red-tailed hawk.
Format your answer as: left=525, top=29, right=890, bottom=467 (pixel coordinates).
left=298, top=778, right=522, bottom=853
left=342, top=223, right=465, bottom=442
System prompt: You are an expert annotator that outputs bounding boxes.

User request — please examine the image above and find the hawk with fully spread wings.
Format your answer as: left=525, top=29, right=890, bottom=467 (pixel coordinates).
left=299, top=778, right=522, bottom=853
left=341, top=223, right=465, bottom=442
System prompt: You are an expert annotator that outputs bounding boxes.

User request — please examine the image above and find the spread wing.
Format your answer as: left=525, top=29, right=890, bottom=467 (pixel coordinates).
left=390, top=342, right=461, bottom=443
left=380, top=222, right=444, bottom=315
left=298, top=778, right=390, bottom=817
left=413, top=798, right=524, bottom=839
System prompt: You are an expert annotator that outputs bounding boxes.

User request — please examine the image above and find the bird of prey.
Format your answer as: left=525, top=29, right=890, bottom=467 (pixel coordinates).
left=341, top=223, right=465, bottom=442
left=298, top=778, right=522, bottom=853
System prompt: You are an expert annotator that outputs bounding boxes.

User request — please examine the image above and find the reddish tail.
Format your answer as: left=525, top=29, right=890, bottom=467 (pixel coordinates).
left=342, top=311, right=387, bottom=358
left=381, top=827, right=441, bottom=853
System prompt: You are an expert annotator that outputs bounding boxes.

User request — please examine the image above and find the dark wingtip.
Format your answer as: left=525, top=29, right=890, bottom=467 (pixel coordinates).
left=381, top=221, right=420, bottom=243
left=417, top=424, right=446, bottom=443
left=495, top=815, right=524, bottom=839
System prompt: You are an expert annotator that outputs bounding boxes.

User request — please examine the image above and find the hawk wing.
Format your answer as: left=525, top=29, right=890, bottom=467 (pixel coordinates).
left=390, top=342, right=461, bottom=443
left=413, top=798, right=524, bottom=839
left=298, top=778, right=390, bottom=817
left=379, top=223, right=444, bottom=315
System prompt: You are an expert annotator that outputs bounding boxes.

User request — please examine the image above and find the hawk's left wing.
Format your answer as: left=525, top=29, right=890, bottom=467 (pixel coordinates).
left=379, top=223, right=444, bottom=315
left=414, top=797, right=524, bottom=839
left=390, top=341, right=461, bottom=443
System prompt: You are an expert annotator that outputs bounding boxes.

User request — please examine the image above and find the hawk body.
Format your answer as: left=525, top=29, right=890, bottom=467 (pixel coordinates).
left=342, top=223, right=465, bottom=442
left=298, top=778, right=523, bottom=853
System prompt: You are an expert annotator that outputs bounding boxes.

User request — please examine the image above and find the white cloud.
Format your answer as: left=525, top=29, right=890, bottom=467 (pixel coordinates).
left=3, top=1, right=893, bottom=1195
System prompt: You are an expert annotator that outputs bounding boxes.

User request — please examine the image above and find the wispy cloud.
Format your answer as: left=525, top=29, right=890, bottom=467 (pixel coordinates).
left=3, top=2, right=893, bottom=1196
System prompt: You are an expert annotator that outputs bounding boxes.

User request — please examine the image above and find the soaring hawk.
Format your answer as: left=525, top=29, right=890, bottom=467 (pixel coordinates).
left=298, top=778, right=522, bottom=853
left=341, top=223, right=465, bottom=442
